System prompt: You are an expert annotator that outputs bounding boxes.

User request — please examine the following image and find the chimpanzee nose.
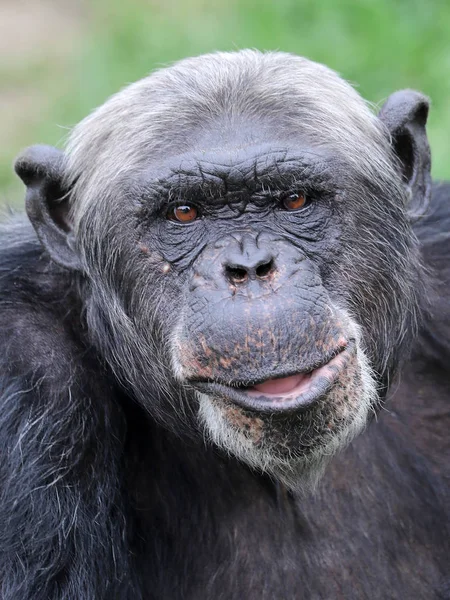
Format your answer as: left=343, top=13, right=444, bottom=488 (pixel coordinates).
left=223, top=243, right=276, bottom=285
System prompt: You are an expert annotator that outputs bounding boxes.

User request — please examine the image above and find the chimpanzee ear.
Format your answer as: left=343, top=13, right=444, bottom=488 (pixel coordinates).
left=378, top=90, right=431, bottom=220
left=14, top=145, right=82, bottom=271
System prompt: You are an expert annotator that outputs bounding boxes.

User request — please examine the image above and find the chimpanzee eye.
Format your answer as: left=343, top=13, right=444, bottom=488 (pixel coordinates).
left=167, top=204, right=199, bottom=223
left=282, top=193, right=309, bottom=211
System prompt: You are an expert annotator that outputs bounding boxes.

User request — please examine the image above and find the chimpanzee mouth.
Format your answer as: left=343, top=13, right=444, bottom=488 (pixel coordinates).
left=191, top=341, right=356, bottom=414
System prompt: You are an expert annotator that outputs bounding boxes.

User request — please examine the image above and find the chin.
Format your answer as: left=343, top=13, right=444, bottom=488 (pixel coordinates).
left=196, top=340, right=378, bottom=492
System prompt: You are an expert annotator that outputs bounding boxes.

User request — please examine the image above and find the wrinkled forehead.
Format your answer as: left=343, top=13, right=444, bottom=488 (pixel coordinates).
left=131, top=140, right=344, bottom=205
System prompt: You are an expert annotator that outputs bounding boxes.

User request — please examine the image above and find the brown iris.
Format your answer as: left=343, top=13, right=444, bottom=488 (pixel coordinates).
left=283, top=193, right=308, bottom=211
left=168, top=204, right=199, bottom=223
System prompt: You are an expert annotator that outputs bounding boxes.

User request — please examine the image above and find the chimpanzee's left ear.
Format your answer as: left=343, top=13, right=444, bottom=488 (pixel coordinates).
left=14, top=145, right=82, bottom=271
left=378, top=90, right=431, bottom=220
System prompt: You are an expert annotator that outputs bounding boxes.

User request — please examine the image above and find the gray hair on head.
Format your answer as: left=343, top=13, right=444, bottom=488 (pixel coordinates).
left=64, top=49, right=398, bottom=228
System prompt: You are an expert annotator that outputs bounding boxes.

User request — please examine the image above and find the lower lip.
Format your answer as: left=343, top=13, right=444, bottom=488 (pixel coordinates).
left=192, top=342, right=355, bottom=414
left=248, top=371, right=313, bottom=397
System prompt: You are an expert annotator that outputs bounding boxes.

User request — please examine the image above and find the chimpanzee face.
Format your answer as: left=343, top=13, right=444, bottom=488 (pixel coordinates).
left=112, top=134, right=377, bottom=488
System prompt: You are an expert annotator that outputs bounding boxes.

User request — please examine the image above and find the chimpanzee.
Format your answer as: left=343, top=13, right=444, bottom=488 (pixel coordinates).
left=0, top=50, right=448, bottom=599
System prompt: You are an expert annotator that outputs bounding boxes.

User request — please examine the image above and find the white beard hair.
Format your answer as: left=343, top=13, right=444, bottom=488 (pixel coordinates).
left=197, top=320, right=378, bottom=493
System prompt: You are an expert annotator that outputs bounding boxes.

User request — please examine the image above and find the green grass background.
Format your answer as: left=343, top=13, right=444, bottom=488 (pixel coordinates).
left=1, top=0, right=450, bottom=206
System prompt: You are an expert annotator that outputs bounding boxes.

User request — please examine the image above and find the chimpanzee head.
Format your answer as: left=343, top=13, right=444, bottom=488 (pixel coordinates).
left=15, top=51, right=430, bottom=489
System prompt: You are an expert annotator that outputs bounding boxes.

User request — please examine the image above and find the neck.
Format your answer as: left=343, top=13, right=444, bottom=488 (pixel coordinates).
left=122, top=403, right=302, bottom=596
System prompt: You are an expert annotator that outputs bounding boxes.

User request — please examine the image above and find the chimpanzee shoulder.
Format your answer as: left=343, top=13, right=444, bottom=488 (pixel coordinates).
left=387, top=180, right=450, bottom=522
left=0, top=216, right=142, bottom=599
left=413, top=181, right=450, bottom=367
left=0, top=216, right=85, bottom=377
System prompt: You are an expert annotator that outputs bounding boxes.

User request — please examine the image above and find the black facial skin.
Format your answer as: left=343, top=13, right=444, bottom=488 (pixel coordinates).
left=139, top=146, right=344, bottom=385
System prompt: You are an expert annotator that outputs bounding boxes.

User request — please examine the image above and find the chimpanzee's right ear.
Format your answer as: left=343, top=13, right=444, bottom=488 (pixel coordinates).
left=14, top=145, right=82, bottom=271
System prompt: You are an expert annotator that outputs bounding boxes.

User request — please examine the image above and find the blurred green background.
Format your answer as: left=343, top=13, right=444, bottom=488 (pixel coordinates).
left=1, top=0, right=450, bottom=207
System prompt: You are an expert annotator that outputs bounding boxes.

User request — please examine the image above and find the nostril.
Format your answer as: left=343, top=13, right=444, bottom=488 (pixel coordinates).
left=226, top=266, right=248, bottom=284
left=256, top=259, right=274, bottom=279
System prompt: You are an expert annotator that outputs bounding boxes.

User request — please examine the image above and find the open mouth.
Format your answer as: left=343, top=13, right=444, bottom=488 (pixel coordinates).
left=191, top=341, right=356, bottom=414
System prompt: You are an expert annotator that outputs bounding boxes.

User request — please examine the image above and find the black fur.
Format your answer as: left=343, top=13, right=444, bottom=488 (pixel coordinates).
left=0, top=182, right=448, bottom=599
